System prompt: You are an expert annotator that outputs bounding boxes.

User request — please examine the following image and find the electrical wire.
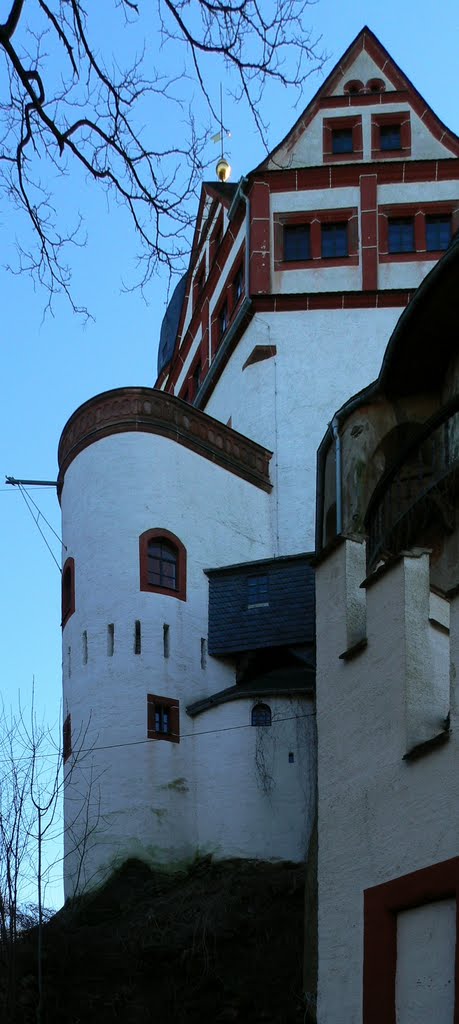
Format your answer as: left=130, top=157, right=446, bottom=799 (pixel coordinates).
left=0, top=709, right=316, bottom=767
left=17, top=485, right=62, bottom=574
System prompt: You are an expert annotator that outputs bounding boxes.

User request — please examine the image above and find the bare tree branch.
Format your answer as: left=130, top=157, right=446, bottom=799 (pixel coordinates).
left=0, top=1, right=325, bottom=313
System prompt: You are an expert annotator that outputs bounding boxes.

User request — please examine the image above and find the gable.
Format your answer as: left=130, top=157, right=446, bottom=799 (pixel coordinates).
left=259, top=26, right=459, bottom=171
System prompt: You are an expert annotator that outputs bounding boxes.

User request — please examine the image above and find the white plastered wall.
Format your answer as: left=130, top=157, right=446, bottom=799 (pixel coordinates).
left=61, top=428, right=315, bottom=895
left=205, top=306, right=401, bottom=552
left=315, top=541, right=457, bottom=1024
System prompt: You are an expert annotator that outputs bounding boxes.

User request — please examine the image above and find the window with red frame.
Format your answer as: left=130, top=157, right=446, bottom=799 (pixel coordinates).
left=372, top=112, right=411, bottom=158
left=147, top=693, right=179, bottom=743
left=233, top=264, right=244, bottom=303
left=276, top=209, right=357, bottom=269
left=139, top=529, right=186, bottom=601
left=380, top=205, right=455, bottom=261
left=61, top=556, right=75, bottom=627
left=218, top=300, right=228, bottom=339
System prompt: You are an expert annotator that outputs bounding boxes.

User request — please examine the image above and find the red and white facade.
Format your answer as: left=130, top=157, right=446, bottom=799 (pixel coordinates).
left=59, top=28, right=459, bottom=899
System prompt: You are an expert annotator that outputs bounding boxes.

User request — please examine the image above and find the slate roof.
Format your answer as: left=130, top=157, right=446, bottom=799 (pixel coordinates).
left=206, top=554, right=315, bottom=656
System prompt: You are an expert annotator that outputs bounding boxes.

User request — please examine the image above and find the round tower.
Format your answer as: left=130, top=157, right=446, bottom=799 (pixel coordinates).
left=59, top=386, right=314, bottom=896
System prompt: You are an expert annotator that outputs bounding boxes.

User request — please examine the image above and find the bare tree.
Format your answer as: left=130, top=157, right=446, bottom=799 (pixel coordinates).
left=0, top=696, right=102, bottom=1021
left=0, top=1, right=324, bottom=312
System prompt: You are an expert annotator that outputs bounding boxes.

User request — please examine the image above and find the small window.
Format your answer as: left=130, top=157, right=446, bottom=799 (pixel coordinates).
left=251, top=703, right=272, bottom=727
left=147, top=694, right=179, bottom=743
left=367, top=78, right=385, bottom=94
left=192, top=360, right=202, bottom=395
left=426, top=215, right=452, bottom=251
left=63, top=713, right=72, bottom=763
left=139, top=529, right=187, bottom=600
left=284, top=224, right=311, bottom=262
left=61, top=556, right=75, bottom=627
left=380, top=124, right=401, bottom=151
left=332, top=128, right=353, bottom=155
left=234, top=265, right=244, bottom=303
left=219, top=301, right=228, bottom=339
left=388, top=217, right=415, bottom=253
left=247, top=575, right=269, bottom=608
left=321, top=223, right=348, bottom=259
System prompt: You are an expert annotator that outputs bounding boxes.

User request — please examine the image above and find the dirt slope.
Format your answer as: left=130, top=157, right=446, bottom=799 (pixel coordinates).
left=10, top=857, right=306, bottom=1023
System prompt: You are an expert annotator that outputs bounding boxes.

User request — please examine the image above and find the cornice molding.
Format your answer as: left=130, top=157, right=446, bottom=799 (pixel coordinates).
left=58, top=387, right=272, bottom=498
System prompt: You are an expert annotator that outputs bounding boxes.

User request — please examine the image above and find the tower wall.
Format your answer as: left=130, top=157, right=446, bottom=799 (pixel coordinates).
left=61, top=427, right=273, bottom=894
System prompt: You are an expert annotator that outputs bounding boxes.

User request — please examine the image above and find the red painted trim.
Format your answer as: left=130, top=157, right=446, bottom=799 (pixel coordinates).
left=371, top=111, right=412, bottom=159
left=379, top=200, right=455, bottom=261
left=274, top=207, right=358, bottom=270
left=363, top=856, right=459, bottom=1024
left=62, top=556, right=75, bottom=628
left=323, top=115, right=363, bottom=163
left=254, top=27, right=459, bottom=174
left=147, top=693, right=180, bottom=743
left=249, top=180, right=270, bottom=294
left=360, top=175, right=378, bottom=290
left=139, top=528, right=187, bottom=602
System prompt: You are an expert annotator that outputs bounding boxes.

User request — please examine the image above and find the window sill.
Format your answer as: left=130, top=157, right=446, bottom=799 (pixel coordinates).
left=275, top=255, right=358, bottom=271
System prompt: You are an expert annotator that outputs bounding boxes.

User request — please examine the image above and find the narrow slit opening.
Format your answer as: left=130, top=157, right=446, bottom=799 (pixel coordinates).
left=135, top=620, right=141, bottom=655
left=108, top=623, right=114, bottom=657
left=163, top=623, right=170, bottom=659
left=200, top=637, right=207, bottom=670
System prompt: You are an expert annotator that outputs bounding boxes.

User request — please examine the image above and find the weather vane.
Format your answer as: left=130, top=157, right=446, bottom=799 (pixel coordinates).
left=212, top=84, right=232, bottom=182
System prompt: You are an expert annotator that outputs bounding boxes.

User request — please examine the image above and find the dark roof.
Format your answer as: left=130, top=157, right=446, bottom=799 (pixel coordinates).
left=378, top=231, right=459, bottom=397
left=205, top=552, right=314, bottom=576
left=157, top=273, right=187, bottom=376
left=202, top=181, right=238, bottom=204
left=186, top=667, right=314, bottom=717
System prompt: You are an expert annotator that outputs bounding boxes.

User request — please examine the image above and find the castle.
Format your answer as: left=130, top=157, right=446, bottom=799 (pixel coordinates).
left=58, top=26, right=459, bottom=977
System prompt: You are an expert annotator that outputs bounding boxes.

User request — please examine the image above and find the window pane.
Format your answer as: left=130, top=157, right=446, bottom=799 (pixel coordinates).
left=426, top=215, right=452, bottom=251
left=388, top=217, right=414, bottom=253
left=247, top=575, right=269, bottom=606
left=332, top=128, right=353, bottom=154
left=252, top=704, right=272, bottom=727
left=321, top=223, right=348, bottom=258
left=380, top=124, right=401, bottom=150
left=147, top=540, right=178, bottom=589
left=284, top=224, right=311, bottom=262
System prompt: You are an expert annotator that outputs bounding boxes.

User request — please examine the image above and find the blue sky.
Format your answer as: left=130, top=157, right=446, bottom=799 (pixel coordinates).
left=1, top=0, right=458, bottom=906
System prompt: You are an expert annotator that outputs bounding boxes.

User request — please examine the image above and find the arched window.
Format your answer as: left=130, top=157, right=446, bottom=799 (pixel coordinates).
left=61, top=557, right=75, bottom=627
left=139, top=529, right=187, bottom=601
left=251, top=703, right=272, bottom=727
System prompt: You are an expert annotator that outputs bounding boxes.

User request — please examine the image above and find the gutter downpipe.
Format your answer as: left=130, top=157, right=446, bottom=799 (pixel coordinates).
left=331, top=416, right=343, bottom=535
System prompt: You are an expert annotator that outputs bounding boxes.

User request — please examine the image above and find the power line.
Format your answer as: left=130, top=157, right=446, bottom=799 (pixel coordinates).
left=17, top=485, right=62, bottom=574
left=0, top=710, right=316, bottom=767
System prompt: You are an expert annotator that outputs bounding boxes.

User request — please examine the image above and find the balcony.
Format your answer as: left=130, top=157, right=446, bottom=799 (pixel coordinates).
left=365, top=400, right=459, bottom=572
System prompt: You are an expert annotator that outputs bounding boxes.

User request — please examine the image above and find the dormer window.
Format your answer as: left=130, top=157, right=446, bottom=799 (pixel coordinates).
left=323, top=116, right=362, bottom=162
left=332, top=128, right=353, bottom=155
left=372, top=113, right=411, bottom=158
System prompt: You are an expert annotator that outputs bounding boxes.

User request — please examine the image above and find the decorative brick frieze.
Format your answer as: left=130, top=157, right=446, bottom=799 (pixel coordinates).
left=58, top=388, right=272, bottom=496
